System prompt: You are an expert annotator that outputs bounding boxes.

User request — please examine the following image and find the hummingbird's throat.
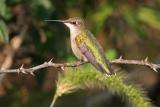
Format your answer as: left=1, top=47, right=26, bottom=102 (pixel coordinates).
left=65, top=23, right=81, bottom=37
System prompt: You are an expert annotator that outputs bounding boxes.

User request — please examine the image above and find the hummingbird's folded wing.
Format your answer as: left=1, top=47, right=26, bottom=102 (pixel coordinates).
left=75, top=31, right=112, bottom=75
left=75, top=38, right=111, bottom=75
left=77, top=42, right=109, bottom=74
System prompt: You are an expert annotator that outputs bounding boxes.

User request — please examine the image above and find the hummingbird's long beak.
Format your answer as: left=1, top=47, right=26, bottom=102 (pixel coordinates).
left=44, top=19, right=67, bottom=23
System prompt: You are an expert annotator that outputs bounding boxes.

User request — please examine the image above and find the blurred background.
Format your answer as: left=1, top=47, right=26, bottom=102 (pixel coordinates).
left=0, top=0, right=160, bottom=107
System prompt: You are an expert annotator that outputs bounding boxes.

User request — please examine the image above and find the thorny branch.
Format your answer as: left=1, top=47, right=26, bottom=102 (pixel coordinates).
left=0, top=57, right=159, bottom=75
left=111, top=57, right=160, bottom=72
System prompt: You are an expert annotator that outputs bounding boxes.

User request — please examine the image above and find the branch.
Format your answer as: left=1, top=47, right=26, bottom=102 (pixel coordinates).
left=0, top=59, right=87, bottom=75
left=0, top=57, right=159, bottom=75
left=110, top=56, right=160, bottom=72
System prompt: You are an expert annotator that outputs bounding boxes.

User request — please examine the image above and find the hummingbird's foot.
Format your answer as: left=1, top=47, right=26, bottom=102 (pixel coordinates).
left=104, top=73, right=111, bottom=77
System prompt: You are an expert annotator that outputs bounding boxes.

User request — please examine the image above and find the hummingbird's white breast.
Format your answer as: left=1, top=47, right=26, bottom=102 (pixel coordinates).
left=64, top=23, right=87, bottom=61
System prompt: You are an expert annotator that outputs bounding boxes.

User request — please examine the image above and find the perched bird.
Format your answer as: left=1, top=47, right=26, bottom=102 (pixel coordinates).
left=45, top=17, right=115, bottom=76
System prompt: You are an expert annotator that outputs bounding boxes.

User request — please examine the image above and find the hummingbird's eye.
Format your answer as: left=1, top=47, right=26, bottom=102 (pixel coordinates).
left=71, top=21, right=77, bottom=25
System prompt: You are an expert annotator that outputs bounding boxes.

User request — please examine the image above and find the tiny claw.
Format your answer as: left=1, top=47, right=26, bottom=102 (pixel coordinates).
left=145, top=57, right=148, bottom=62
left=61, top=66, right=65, bottom=71
left=105, top=74, right=111, bottom=77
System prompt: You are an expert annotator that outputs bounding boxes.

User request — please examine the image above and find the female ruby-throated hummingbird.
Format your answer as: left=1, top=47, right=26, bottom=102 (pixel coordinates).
left=45, top=17, right=115, bottom=76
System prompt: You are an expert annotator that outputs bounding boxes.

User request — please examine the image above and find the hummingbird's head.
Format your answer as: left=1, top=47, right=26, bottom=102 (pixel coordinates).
left=45, top=17, right=85, bottom=30
left=45, top=17, right=86, bottom=36
left=63, top=17, right=86, bottom=30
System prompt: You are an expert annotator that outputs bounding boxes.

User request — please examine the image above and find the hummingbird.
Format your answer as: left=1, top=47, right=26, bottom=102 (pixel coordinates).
left=45, top=17, right=115, bottom=76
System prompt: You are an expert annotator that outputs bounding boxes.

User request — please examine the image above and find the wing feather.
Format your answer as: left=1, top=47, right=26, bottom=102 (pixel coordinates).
left=75, top=30, right=114, bottom=75
left=79, top=43, right=109, bottom=74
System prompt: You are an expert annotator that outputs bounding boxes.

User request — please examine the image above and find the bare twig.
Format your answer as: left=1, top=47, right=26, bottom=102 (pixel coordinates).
left=110, top=56, right=160, bottom=72
left=0, top=56, right=159, bottom=74
left=0, top=60, right=87, bottom=75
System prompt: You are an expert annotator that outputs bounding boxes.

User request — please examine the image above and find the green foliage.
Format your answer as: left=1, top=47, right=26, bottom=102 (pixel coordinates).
left=50, top=66, right=153, bottom=107
left=0, top=20, right=9, bottom=42
left=30, top=0, right=54, bottom=19
left=105, top=48, right=117, bottom=60
left=122, top=6, right=147, bottom=38
left=0, top=0, right=9, bottom=42
left=0, top=0, right=7, bottom=17
left=138, top=7, right=160, bottom=30
left=92, top=1, right=113, bottom=33
left=0, top=0, right=11, bottom=19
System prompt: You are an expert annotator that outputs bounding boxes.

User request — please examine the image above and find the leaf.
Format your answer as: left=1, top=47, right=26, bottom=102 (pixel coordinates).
left=30, top=0, right=54, bottom=19
left=0, top=20, right=9, bottom=42
left=0, top=0, right=7, bottom=17
left=138, top=7, right=160, bottom=30
left=105, top=48, right=117, bottom=60
left=92, top=2, right=113, bottom=33
left=122, top=6, right=147, bottom=38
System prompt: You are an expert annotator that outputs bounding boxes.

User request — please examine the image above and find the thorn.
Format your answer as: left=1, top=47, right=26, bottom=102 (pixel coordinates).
left=20, top=64, right=24, bottom=69
left=48, top=58, right=53, bottom=64
left=119, top=56, right=122, bottom=60
left=21, top=70, right=27, bottom=74
left=153, top=68, right=158, bottom=72
left=30, top=71, right=35, bottom=76
left=145, top=57, right=148, bottom=62
left=61, top=66, right=65, bottom=71
left=44, top=62, right=47, bottom=64
left=19, top=64, right=27, bottom=74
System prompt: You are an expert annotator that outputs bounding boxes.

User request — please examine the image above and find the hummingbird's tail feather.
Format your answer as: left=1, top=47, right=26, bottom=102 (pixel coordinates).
left=79, top=46, right=112, bottom=75
left=90, top=58, right=115, bottom=76
left=84, top=53, right=113, bottom=75
left=92, top=62, right=114, bottom=76
left=94, top=64, right=112, bottom=75
left=105, top=59, right=116, bottom=75
left=91, top=58, right=115, bottom=76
